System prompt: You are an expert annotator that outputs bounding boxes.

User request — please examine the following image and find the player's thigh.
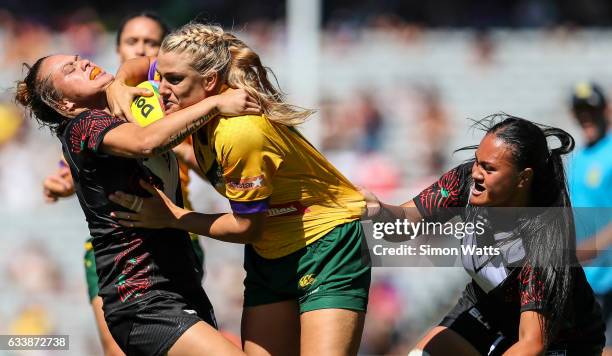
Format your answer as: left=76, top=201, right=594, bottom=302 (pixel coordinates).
left=241, top=300, right=300, bottom=356
left=411, top=326, right=480, bottom=356
left=91, top=296, right=125, bottom=356
left=167, top=321, right=244, bottom=356
left=300, top=308, right=365, bottom=356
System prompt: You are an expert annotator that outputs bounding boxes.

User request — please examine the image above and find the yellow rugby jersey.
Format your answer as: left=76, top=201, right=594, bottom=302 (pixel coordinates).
left=192, top=114, right=365, bottom=259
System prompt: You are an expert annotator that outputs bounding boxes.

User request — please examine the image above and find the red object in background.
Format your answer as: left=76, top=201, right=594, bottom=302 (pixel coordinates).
left=368, top=279, right=403, bottom=324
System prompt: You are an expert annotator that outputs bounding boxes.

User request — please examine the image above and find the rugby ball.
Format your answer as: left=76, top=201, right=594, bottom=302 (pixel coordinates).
left=131, top=81, right=164, bottom=127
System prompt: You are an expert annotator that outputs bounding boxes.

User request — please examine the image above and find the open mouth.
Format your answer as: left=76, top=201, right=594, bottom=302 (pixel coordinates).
left=163, top=99, right=175, bottom=111
left=472, top=182, right=486, bottom=195
left=89, top=66, right=102, bottom=80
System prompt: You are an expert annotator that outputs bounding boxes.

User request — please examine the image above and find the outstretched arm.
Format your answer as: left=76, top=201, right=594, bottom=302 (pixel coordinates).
left=364, top=163, right=472, bottom=224
left=359, top=186, right=425, bottom=223
left=100, top=88, right=260, bottom=158
left=109, top=180, right=265, bottom=244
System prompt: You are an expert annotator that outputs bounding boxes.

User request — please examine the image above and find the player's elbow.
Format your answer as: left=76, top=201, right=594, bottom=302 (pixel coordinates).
left=235, top=213, right=266, bottom=243
left=137, top=133, right=165, bottom=157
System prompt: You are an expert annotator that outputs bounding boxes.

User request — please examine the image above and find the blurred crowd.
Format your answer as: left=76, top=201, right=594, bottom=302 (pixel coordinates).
left=1, top=4, right=611, bottom=355
left=4, top=0, right=612, bottom=29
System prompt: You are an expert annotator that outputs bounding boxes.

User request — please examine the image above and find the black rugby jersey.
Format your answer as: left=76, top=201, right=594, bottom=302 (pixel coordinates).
left=413, top=162, right=604, bottom=349
left=59, top=110, right=207, bottom=325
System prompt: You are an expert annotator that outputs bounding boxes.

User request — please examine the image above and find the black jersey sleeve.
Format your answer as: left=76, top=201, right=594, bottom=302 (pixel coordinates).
left=412, top=162, right=473, bottom=221
left=519, top=264, right=545, bottom=313
left=65, top=109, right=126, bottom=155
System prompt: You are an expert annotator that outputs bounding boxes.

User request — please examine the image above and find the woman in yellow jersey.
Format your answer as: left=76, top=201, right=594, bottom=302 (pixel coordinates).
left=108, top=23, right=371, bottom=356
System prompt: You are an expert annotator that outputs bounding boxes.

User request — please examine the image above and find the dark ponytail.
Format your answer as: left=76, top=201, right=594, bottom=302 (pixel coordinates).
left=15, top=57, right=67, bottom=136
left=523, top=125, right=576, bottom=346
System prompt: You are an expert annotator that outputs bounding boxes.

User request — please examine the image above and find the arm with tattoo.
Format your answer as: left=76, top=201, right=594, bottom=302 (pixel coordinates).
left=151, top=107, right=219, bottom=156
left=100, top=86, right=259, bottom=159
left=100, top=97, right=222, bottom=158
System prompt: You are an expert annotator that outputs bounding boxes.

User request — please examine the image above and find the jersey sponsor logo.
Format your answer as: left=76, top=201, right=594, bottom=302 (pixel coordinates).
left=267, top=201, right=310, bottom=217
left=468, top=307, right=492, bottom=330
left=226, top=175, right=264, bottom=191
left=298, top=274, right=316, bottom=289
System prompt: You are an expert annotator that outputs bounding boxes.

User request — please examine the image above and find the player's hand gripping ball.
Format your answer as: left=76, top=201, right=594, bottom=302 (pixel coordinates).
left=131, top=81, right=164, bottom=127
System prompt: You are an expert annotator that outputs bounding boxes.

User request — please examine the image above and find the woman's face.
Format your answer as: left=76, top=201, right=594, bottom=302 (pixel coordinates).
left=156, top=50, right=209, bottom=114
left=469, top=133, right=530, bottom=207
left=573, top=108, right=607, bottom=146
left=39, top=54, right=113, bottom=109
left=116, top=17, right=164, bottom=63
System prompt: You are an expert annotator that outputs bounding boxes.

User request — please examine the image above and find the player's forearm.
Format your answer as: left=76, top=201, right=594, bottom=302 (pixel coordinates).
left=138, top=98, right=220, bottom=156
left=115, top=56, right=151, bottom=86
left=576, top=222, right=612, bottom=262
left=171, top=209, right=262, bottom=244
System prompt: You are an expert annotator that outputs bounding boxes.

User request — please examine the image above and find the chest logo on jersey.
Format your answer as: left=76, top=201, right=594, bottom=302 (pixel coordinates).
left=226, top=175, right=264, bottom=191
left=267, top=201, right=310, bottom=217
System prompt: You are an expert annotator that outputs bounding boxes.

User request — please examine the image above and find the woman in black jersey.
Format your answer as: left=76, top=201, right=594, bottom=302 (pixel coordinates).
left=15, top=54, right=258, bottom=356
left=367, top=115, right=605, bottom=355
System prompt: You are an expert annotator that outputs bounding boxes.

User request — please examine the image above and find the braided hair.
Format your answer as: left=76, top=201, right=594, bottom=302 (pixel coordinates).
left=161, top=23, right=314, bottom=126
